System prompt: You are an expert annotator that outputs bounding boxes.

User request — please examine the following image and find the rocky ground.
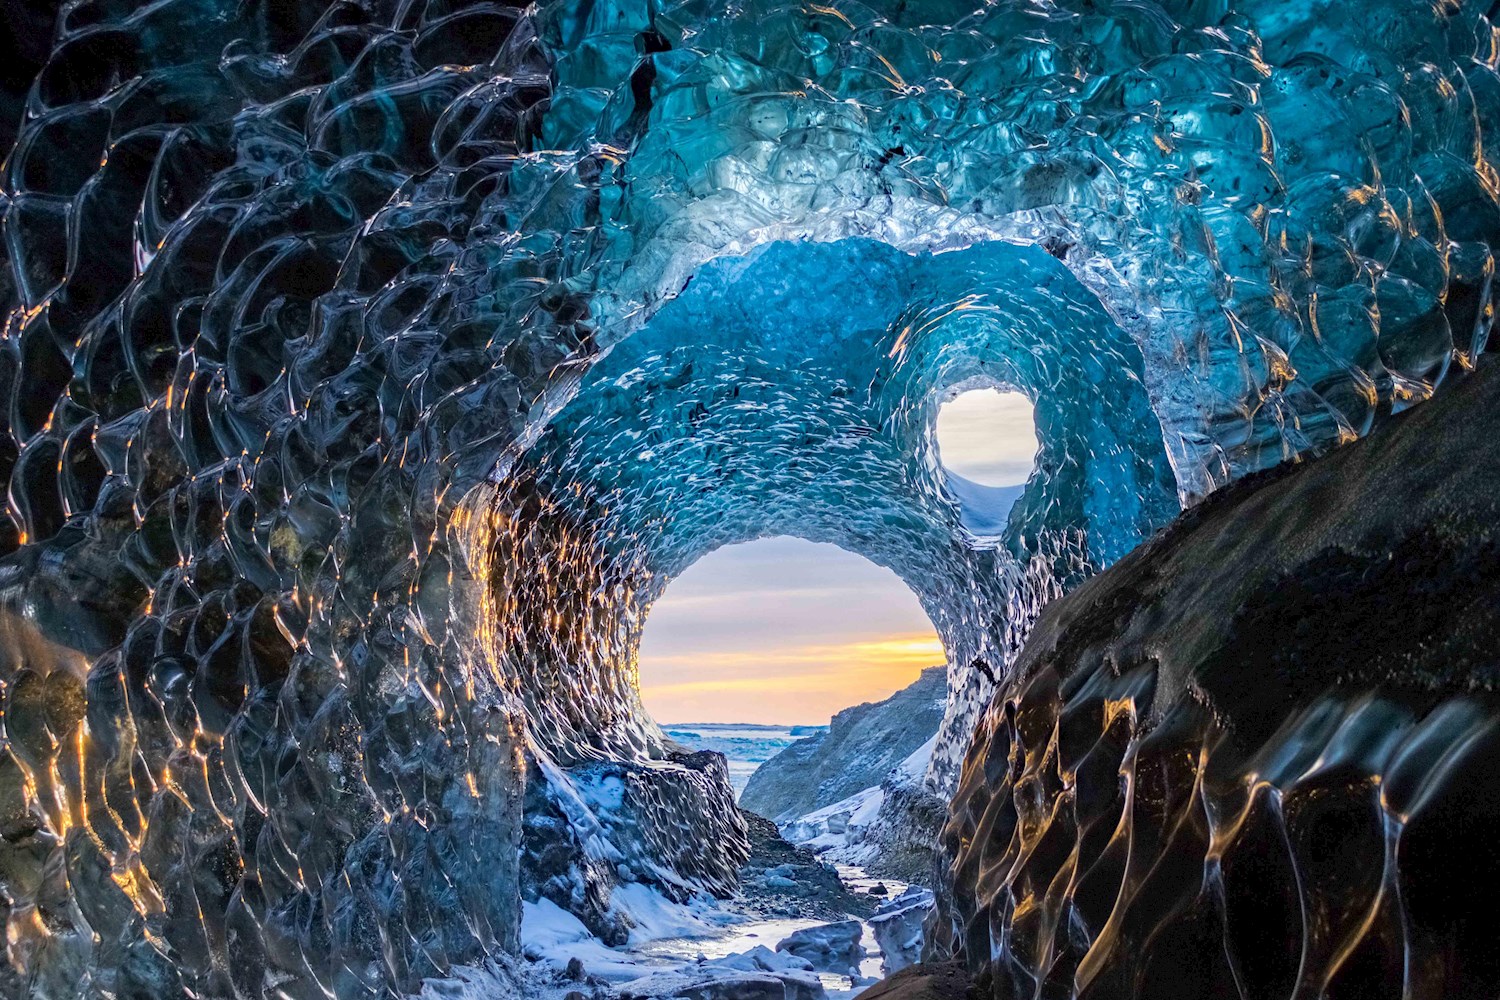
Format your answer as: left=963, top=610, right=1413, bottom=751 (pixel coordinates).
left=735, top=668, right=951, bottom=886
left=741, top=669, right=946, bottom=824
left=484, top=815, right=929, bottom=999
left=736, top=812, right=880, bottom=922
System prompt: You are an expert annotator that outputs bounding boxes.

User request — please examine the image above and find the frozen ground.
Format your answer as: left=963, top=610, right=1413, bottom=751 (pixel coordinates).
left=448, top=726, right=917, bottom=997
left=509, top=867, right=907, bottom=999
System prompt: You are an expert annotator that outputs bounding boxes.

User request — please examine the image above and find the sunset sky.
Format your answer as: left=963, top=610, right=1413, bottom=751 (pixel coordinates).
left=637, top=389, right=1036, bottom=726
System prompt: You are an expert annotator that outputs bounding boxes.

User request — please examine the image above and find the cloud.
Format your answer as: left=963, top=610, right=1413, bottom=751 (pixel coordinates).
left=645, top=586, right=855, bottom=609
left=640, top=632, right=945, bottom=679
left=636, top=540, right=945, bottom=725
left=936, top=388, right=1037, bottom=487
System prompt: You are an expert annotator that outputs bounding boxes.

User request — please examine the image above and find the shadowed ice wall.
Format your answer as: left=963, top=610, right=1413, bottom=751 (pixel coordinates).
left=0, top=0, right=1496, bottom=995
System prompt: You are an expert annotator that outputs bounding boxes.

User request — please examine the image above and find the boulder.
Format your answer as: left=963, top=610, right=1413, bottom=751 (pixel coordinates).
left=616, top=966, right=826, bottom=1000
left=775, top=920, right=864, bottom=975
left=854, top=961, right=975, bottom=1000
left=869, top=887, right=935, bottom=974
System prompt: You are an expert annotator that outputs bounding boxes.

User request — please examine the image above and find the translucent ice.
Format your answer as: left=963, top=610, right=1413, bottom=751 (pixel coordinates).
left=0, top=0, right=1497, bottom=995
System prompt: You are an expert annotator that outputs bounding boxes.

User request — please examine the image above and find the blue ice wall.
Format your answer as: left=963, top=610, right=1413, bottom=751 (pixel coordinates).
left=0, top=0, right=1496, bottom=995
left=546, top=0, right=1497, bottom=495
left=489, top=239, right=1175, bottom=926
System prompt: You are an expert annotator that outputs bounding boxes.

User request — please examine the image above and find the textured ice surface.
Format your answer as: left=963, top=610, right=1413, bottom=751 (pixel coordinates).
left=1, top=0, right=1498, bottom=995
left=489, top=236, right=1175, bottom=929
left=934, top=359, right=1500, bottom=998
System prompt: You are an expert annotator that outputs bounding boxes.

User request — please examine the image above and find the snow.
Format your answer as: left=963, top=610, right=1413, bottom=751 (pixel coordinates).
left=521, top=898, right=658, bottom=982
left=783, top=785, right=883, bottom=842
left=521, top=898, right=594, bottom=957
left=774, top=731, right=941, bottom=867
left=892, top=735, right=938, bottom=785
left=520, top=882, right=762, bottom=985
left=411, top=955, right=615, bottom=1000
left=611, top=882, right=742, bottom=945
left=945, top=471, right=1026, bottom=539
left=508, top=864, right=909, bottom=998
left=780, top=785, right=885, bottom=863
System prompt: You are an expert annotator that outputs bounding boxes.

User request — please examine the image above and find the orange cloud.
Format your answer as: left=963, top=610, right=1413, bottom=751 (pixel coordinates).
left=639, top=632, right=945, bottom=725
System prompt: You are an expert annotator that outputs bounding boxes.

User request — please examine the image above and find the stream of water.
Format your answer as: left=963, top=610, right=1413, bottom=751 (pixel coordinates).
left=627, top=866, right=909, bottom=996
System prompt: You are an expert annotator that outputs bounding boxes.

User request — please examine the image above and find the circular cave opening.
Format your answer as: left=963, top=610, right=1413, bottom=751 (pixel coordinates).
left=635, top=536, right=947, bottom=809
left=934, top=385, right=1038, bottom=536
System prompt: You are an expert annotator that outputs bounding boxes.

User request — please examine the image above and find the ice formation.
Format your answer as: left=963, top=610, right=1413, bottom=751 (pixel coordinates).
left=0, top=0, right=1497, bottom=996
left=486, top=235, right=1175, bottom=934
left=935, top=360, right=1500, bottom=998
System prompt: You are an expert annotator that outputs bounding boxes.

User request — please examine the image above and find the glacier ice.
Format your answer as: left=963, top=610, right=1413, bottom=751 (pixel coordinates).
left=484, top=235, right=1176, bottom=934
left=868, top=887, right=934, bottom=976
left=933, top=358, right=1500, bottom=998
left=0, top=0, right=1497, bottom=995
left=773, top=920, right=863, bottom=977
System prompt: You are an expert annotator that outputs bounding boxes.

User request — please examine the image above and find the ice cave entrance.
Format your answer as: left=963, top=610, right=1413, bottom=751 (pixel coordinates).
left=935, top=386, right=1038, bottom=536
left=636, top=537, right=944, bottom=794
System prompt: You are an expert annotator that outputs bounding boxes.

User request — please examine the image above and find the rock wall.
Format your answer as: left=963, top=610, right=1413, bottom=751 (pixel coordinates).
left=935, top=356, right=1500, bottom=998
left=741, top=666, right=946, bottom=824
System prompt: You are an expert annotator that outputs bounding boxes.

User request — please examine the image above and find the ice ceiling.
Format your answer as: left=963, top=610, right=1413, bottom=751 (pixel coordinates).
left=0, top=0, right=1496, bottom=996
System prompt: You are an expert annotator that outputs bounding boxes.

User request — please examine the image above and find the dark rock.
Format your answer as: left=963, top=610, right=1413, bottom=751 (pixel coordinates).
left=936, top=358, right=1500, bottom=998
left=775, top=920, right=863, bottom=975
left=734, top=811, right=874, bottom=920
left=855, top=961, right=975, bottom=1000
left=616, top=967, right=825, bottom=1000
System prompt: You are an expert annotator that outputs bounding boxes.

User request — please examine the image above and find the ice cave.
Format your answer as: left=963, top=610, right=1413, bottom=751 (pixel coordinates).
left=2, top=0, right=1500, bottom=998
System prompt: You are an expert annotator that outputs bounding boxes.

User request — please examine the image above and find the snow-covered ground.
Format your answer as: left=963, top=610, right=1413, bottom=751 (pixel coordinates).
left=663, top=720, right=936, bottom=867
left=781, top=786, right=886, bottom=863
left=512, top=869, right=907, bottom=999
left=414, top=725, right=931, bottom=998
left=779, top=734, right=938, bottom=865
